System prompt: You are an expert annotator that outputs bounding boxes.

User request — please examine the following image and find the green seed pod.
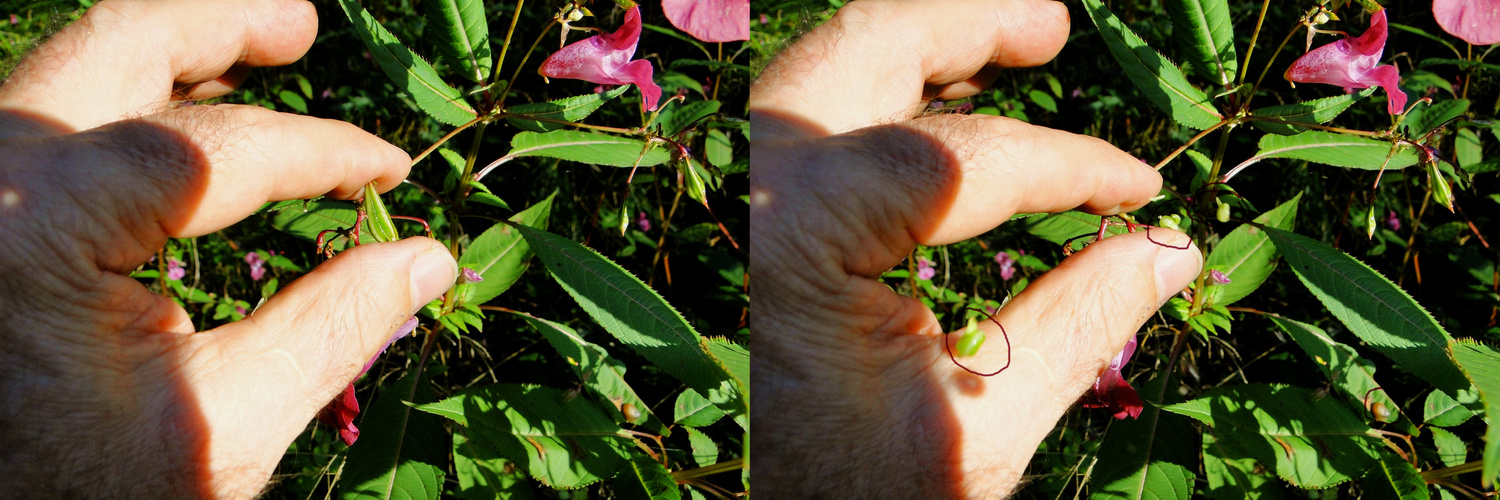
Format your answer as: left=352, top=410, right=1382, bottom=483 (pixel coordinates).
left=1430, top=162, right=1455, bottom=212
left=955, top=330, right=986, bottom=358
left=1216, top=199, right=1231, bottom=223
left=362, top=182, right=400, bottom=243
left=1365, top=205, right=1377, bottom=239
left=1157, top=214, right=1182, bottom=231
left=619, top=202, right=630, bottom=236
left=680, top=160, right=708, bottom=206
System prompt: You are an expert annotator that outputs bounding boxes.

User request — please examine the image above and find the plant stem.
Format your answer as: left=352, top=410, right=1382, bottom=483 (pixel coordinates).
left=489, top=0, right=525, bottom=87
left=1153, top=119, right=1230, bottom=171
left=1244, top=25, right=1300, bottom=110
left=1419, top=460, right=1486, bottom=482
left=1237, top=0, right=1273, bottom=89
left=497, top=18, right=560, bottom=112
left=670, top=458, right=745, bottom=481
left=410, top=116, right=485, bottom=167
left=492, top=113, right=639, bottom=134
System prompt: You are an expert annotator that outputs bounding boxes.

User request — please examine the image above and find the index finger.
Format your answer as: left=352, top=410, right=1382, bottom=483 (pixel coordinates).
left=751, top=0, right=1069, bottom=138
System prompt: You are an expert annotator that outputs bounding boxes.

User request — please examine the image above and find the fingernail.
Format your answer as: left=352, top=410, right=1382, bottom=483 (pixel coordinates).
left=409, top=245, right=458, bottom=313
left=1152, top=231, right=1202, bottom=306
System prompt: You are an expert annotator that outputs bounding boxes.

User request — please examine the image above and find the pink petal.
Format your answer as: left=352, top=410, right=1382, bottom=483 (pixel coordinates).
left=1081, top=337, right=1143, bottom=419
left=1434, top=0, right=1500, bottom=46
left=249, top=264, right=265, bottom=282
left=1285, top=10, right=1405, bottom=115
left=662, top=0, right=750, bottom=43
left=538, top=7, right=659, bottom=111
left=317, top=384, right=361, bottom=446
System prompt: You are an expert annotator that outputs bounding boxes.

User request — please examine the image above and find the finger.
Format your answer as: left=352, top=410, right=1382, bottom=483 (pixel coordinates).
left=0, top=0, right=317, bottom=134
left=763, top=114, right=1159, bottom=276
left=63, top=104, right=409, bottom=251
left=175, top=64, right=255, bottom=101
left=934, top=230, right=1201, bottom=484
left=182, top=237, right=456, bottom=470
left=751, top=0, right=1069, bottom=137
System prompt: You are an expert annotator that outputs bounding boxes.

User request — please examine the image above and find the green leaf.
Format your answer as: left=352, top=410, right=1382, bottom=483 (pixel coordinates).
left=1238, top=131, right=1418, bottom=175
left=513, top=225, right=746, bottom=417
left=1203, top=429, right=1287, bottom=500
left=1204, top=192, right=1301, bottom=307
left=1028, top=89, right=1058, bottom=113
left=453, top=430, right=536, bottom=500
left=510, top=310, right=668, bottom=434
left=1452, top=340, right=1500, bottom=487
left=685, top=427, right=719, bottom=468
left=457, top=193, right=554, bottom=305
left=336, top=0, right=476, bottom=126
left=1249, top=89, right=1374, bottom=135
left=505, top=86, right=630, bottom=132
left=1260, top=227, right=1472, bottom=397
left=415, top=384, right=633, bottom=489
left=1430, top=427, right=1467, bottom=468
left=1267, top=314, right=1400, bottom=423
left=1405, top=99, right=1469, bottom=137
left=1457, top=128, right=1484, bottom=168
left=270, top=200, right=361, bottom=249
left=425, top=0, right=491, bottom=83
left=611, top=454, right=681, bottom=500
left=508, top=130, right=670, bottom=167
left=1423, top=389, right=1476, bottom=427
left=1166, top=0, right=1237, bottom=86
left=278, top=89, right=308, bottom=114
left=1160, top=384, right=1383, bottom=488
left=1082, top=0, right=1222, bottom=129
left=339, top=369, right=447, bottom=500
left=1089, top=371, right=1197, bottom=500
left=704, top=338, right=748, bottom=402
left=674, top=389, right=725, bottom=428
left=660, top=100, right=721, bottom=136
left=1024, top=211, right=1129, bottom=249
left=1361, top=453, right=1430, bottom=500
left=705, top=129, right=733, bottom=167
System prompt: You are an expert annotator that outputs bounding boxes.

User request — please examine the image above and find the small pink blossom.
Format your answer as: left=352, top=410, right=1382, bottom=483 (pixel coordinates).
left=1081, top=337, right=1144, bottom=420
left=538, top=7, right=661, bottom=112
left=662, top=0, right=749, bottom=43
left=245, top=252, right=266, bottom=281
left=235, top=305, right=247, bottom=316
left=636, top=211, right=651, bottom=232
left=166, top=258, right=186, bottom=281
left=916, top=258, right=936, bottom=281
left=1434, top=0, right=1500, bottom=46
left=1285, top=10, right=1407, bottom=115
left=9, top=14, right=17, bottom=25
left=318, top=317, right=419, bottom=446
left=994, top=252, right=1017, bottom=281
left=460, top=267, right=484, bottom=284
left=1386, top=210, right=1401, bottom=230
left=1209, top=269, right=1232, bottom=284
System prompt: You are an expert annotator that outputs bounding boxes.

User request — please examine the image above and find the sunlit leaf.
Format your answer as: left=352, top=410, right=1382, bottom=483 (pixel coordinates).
left=1430, top=427, right=1467, bottom=468
left=1167, top=0, right=1237, bottom=86
left=1266, top=314, right=1399, bottom=423
left=336, top=0, right=477, bottom=126
left=1204, top=192, right=1300, bottom=307
left=674, top=389, right=725, bottom=428
left=1024, top=211, right=1129, bottom=250
left=1423, top=389, right=1476, bottom=427
left=1160, top=384, right=1383, bottom=488
left=509, top=130, right=670, bottom=167
left=1082, top=0, right=1222, bottom=129
left=505, top=86, right=630, bottom=132
left=1261, top=227, right=1472, bottom=397
left=686, top=427, right=719, bottom=468
left=1090, top=372, right=1196, bottom=500
left=1452, top=340, right=1500, bottom=487
left=453, top=430, right=536, bottom=500
left=1249, top=89, right=1373, bottom=135
left=457, top=193, right=554, bottom=305
left=509, top=310, right=667, bottom=434
left=1239, top=131, right=1418, bottom=174
left=1203, top=430, right=1287, bottom=499
left=339, top=370, right=447, bottom=500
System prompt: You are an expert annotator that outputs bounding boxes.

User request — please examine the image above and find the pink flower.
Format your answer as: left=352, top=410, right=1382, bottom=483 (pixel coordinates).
left=1285, top=10, right=1408, bottom=115
left=245, top=252, right=266, bottom=281
left=1434, top=0, right=1500, bottom=46
left=317, top=317, right=420, bottom=446
left=916, top=258, right=936, bottom=281
left=1209, top=269, right=1232, bottom=284
left=636, top=211, right=651, bottom=232
left=1081, top=337, right=1144, bottom=419
left=663, top=0, right=749, bottom=43
left=166, top=258, right=186, bottom=281
left=539, top=7, right=661, bottom=112
left=459, top=267, right=484, bottom=284
left=994, top=252, right=1017, bottom=281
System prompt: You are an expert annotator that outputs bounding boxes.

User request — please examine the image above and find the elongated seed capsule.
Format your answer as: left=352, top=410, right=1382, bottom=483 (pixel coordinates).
left=1430, top=163, right=1454, bottom=212
left=621, top=403, right=642, bottom=423
left=1365, top=205, right=1377, bottom=239
left=362, top=182, right=400, bottom=243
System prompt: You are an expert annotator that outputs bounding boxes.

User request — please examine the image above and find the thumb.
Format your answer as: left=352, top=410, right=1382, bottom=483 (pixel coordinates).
left=185, top=237, right=456, bottom=468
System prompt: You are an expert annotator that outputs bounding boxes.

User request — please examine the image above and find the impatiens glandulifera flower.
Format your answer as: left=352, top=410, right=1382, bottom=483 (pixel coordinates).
left=538, top=6, right=661, bottom=112
left=1285, top=10, right=1408, bottom=115
left=318, top=316, right=420, bottom=445
left=662, top=0, right=749, bottom=43
left=245, top=252, right=266, bottom=282
left=1434, top=0, right=1500, bottom=46
left=459, top=267, right=484, bottom=284
left=166, top=258, right=186, bottom=281
left=916, top=258, right=936, bottom=281
left=636, top=211, right=651, bottom=232
left=994, top=251, right=1017, bottom=281
left=1081, top=336, right=1144, bottom=420
left=1209, top=269, right=1232, bottom=284
left=1387, top=210, right=1402, bottom=231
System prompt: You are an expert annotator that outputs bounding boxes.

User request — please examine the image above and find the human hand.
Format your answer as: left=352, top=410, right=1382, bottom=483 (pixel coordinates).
left=0, top=0, right=456, bottom=497
left=749, top=0, right=1203, bottom=497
